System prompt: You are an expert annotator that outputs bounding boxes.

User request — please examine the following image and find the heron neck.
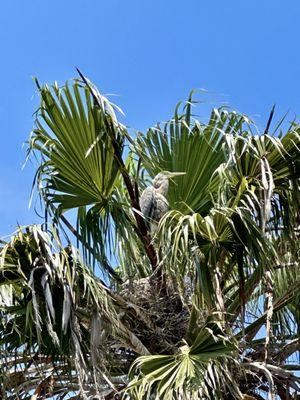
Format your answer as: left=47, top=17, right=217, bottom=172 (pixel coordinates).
left=155, top=180, right=169, bottom=196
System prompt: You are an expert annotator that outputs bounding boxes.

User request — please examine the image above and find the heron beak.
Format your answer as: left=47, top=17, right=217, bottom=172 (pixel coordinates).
left=167, top=172, right=186, bottom=178
left=166, top=171, right=186, bottom=185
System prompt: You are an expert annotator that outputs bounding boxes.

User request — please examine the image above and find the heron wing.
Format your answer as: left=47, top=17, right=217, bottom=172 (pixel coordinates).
left=154, top=193, right=169, bottom=221
left=140, top=186, right=156, bottom=223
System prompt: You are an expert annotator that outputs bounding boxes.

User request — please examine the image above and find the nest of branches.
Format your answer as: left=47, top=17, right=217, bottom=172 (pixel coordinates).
left=119, top=276, right=190, bottom=354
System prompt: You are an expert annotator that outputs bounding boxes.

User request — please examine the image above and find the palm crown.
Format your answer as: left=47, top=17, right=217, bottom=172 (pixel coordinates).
left=0, top=72, right=299, bottom=399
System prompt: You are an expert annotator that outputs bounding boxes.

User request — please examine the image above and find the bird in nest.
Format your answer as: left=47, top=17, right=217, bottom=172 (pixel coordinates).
left=139, top=171, right=185, bottom=233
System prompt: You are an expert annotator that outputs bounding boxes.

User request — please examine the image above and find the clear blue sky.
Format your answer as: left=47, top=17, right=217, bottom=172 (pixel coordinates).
left=1, top=0, right=300, bottom=237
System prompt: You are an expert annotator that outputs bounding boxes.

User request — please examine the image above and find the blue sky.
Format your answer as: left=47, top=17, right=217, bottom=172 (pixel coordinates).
left=1, top=0, right=300, bottom=237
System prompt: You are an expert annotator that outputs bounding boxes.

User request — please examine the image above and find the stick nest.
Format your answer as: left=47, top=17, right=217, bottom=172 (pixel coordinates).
left=120, top=277, right=190, bottom=354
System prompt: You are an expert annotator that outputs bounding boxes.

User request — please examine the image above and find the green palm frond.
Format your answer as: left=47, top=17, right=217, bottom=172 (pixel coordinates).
left=127, top=324, right=240, bottom=400
left=28, top=78, right=128, bottom=279
left=135, top=98, right=251, bottom=215
left=30, top=78, right=125, bottom=212
left=0, top=225, right=152, bottom=398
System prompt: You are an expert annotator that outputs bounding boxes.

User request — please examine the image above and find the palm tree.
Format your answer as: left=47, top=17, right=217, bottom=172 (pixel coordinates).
left=0, top=71, right=299, bottom=399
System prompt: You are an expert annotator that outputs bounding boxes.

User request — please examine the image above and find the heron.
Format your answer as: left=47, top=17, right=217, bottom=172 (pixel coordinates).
left=139, top=171, right=185, bottom=233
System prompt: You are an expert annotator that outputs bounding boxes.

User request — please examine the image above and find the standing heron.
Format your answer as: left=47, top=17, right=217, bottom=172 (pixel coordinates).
left=140, top=171, right=185, bottom=233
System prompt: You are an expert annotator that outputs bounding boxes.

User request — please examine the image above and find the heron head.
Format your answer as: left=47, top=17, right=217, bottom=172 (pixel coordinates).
left=152, top=171, right=186, bottom=189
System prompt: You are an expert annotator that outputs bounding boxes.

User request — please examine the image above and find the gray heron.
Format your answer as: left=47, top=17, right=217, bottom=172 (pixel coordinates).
left=140, top=171, right=185, bottom=233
